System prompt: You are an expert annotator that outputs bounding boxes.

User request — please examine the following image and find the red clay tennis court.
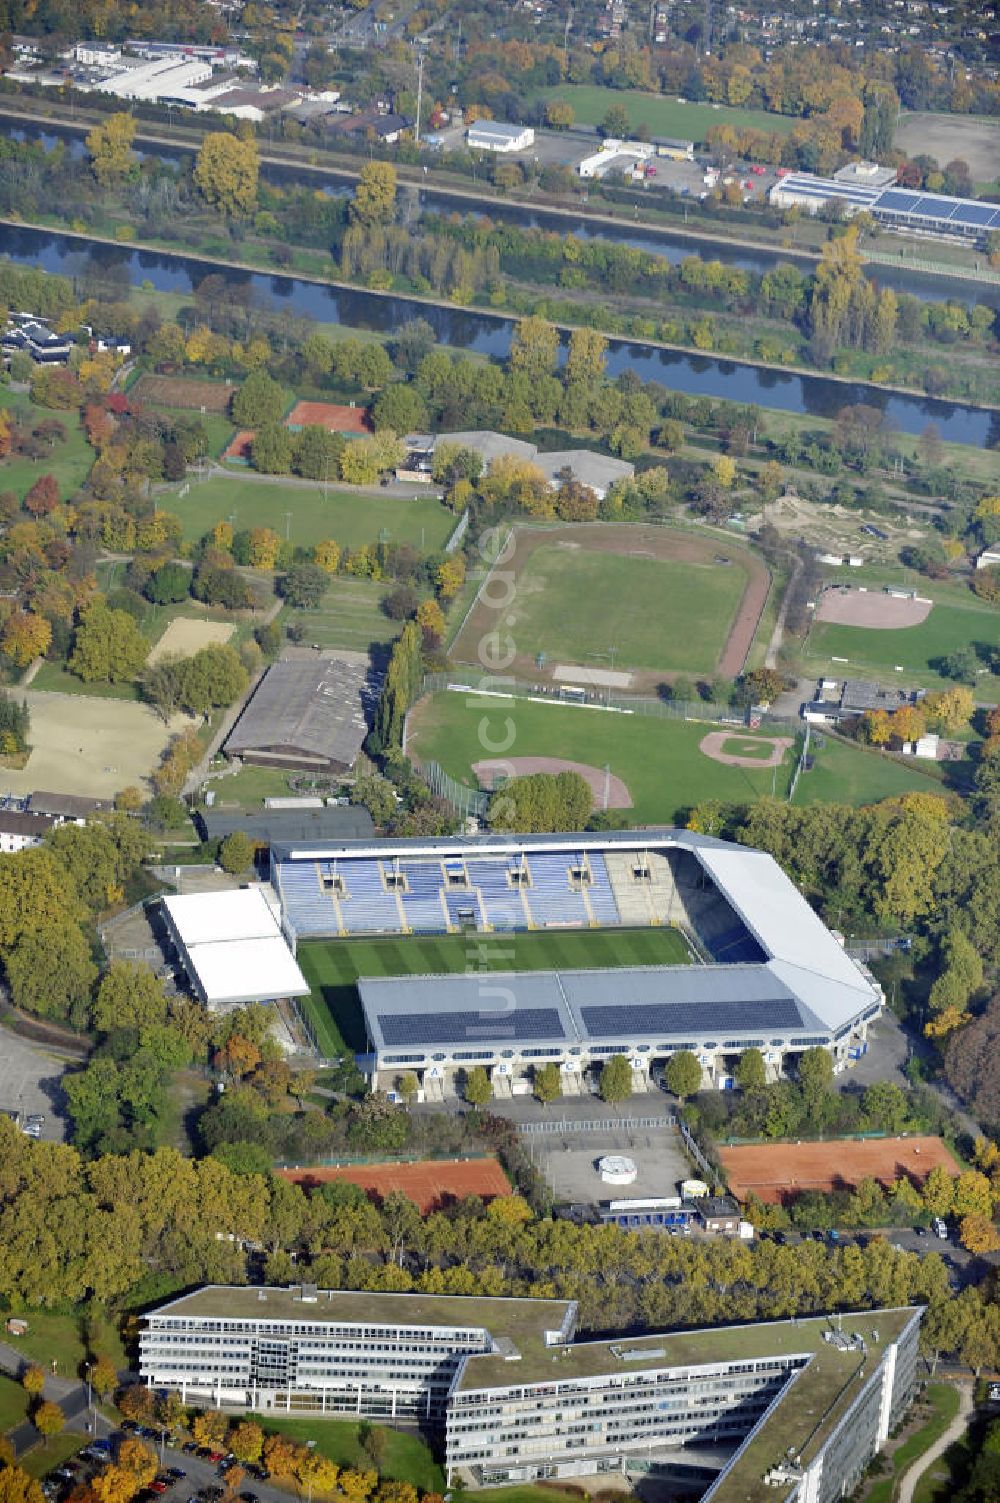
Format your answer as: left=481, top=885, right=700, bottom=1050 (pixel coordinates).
left=286, top=401, right=372, bottom=434
left=719, top=1135, right=958, bottom=1205
left=278, top=1157, right=511, bottom=1213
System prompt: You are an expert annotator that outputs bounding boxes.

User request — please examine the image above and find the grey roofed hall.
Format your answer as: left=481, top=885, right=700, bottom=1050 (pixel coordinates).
left=224, top=657, right=379, bottom=772
left=532, top=450, right=635, bottom=495
left=199, top=805, right=375, bottom=846
left=434, top=431, right=538, bottom=467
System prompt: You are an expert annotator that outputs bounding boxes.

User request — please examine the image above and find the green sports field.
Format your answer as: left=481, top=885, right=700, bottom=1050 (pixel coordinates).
left=509, top=546, right=746, bottom=674
left=806, top=599, right=1000, bottom=690
left=157, top=475, right=454, bottom=551
left=408, top=691, right=938, bottom=826
left=280, top=576, right=397, bottom=654
left=537, top=85, right=798, bottom=142
left=298, top=926, right=693, bottom=1058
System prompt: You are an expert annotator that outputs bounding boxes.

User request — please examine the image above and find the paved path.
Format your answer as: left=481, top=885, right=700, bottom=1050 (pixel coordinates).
left=897, top=1383, right=973, bottom=1503
left=0, top=1339, right=91, bottom=1457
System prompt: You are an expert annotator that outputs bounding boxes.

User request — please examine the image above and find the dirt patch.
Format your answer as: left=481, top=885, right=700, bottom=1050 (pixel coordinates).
left=1, top=692, right=192, bottom=798
left=451, top=523, right=770, bottom=692
left=147, top=617, right=236, bottom=665
left=131, top=374, right=235, bottom=412
left=278, top=1156, right=511, bottom=1213
left=286, top=400, right=372, bottom=434
left=894, top=113, right=1000, bottom=182
left=472, top=754, right=633, bottom=809
left=816, top=587, right=932, bottom=629
left=700, top=731, right=792, bottom=768
left=719, top=1134, right=958, bottom=1205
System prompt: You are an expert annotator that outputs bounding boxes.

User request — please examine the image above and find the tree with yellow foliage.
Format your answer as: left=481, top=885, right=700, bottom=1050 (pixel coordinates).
left=924, top=685, right=974, bottom=732
left=1, top=611, right=52, bottom=669
left=245, top=528, right=281, bottom=570
left=434, top=556, right=465, bottom=600
left=415, top=598, right=445, bottom=646
left=959, top=1213, right=1000, bottom=1255
left=713, top=455, right=737, bottom=489
left=117, top=1440, right=157, bottom=1492
left=313, top=539, right=341, bottom=574
left=194, top=133, right=259, bottom=217
left=350, top=162, right=397, bottom=227
left=212, top=520, right=234, bottom=552
left=86, top=113, right=137, bottom=187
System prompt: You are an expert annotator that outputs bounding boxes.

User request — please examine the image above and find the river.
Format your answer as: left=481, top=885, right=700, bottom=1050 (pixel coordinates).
left=1, top=221, right=997, bottom=446
left=7, top=119, right=1000, bottom=313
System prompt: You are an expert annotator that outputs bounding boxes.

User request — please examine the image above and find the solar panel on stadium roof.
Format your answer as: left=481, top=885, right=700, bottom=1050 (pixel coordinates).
left=959, top=203, right=997, bottom=227
left=912, top=197, right=959, bottom=220
left=877, top=189, right=921, bottom=211
left=581, top=997, right=803, bottom=1038
left=379, top=1007, right=567, bottom=1047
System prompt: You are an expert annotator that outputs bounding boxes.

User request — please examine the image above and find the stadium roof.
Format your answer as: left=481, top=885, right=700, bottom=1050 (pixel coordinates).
left=874, top=185, right=1000, bottom=231
left=772, top=173, right=882, bottom=207
left=161, top=887, right=308, bottom=1008
left=199, top=805, right=375, bottom=846
left=274, top=829, right=878, bottom=1037
left=224, top=657, right=380, bottom=771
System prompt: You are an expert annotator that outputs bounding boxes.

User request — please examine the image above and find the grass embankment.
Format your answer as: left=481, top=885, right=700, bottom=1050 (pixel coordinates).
left=865, top=1382, right=961, bottom=1503
left=297, top=926, right=693, bottom=1059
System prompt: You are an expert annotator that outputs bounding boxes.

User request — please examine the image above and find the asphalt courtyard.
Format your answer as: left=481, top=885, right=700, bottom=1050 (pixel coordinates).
left=0, top=1025, right=68, bottom=1139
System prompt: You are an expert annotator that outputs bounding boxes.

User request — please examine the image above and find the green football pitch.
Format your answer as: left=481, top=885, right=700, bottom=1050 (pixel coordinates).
left=297, top=926, right=693, bottom=1059
left=508, top=545, right=747, bottom=675
left=535, top=85, right=798, bottom=142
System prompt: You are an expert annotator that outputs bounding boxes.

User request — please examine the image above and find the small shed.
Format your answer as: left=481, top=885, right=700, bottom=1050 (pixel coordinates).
left=6, top=1317, right=29, bottom=1336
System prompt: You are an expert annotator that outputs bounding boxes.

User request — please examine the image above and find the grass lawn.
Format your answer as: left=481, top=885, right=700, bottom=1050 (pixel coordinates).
left=157, top=475, right=454, bottom=552
left=509, top=546, right=747, bottom=675
left=281, top=577, right=397, bottom=654
left=0, top=390, right=94, bottom=502
left=20, top=1436, right=88, bottom=1478
left=536, top=84, right=797, bottom=142
left=29, top=662, right=142, bottom=699
left=155, top=405, right=235, bottom=458
left=409, top=692, right=934, bottom=823
left=2, top=1310, right=127, bottom=1378
left=792, top=734, right=962, bottom=804
left=297, top=926, right=693, bottom=1059
left=0, top=1373, right=27, bottom=1431
left=866, top=1383, right=961, bottom=1503
left=258, top=1418, right=444, bottom=1492
left=805, top=599, right=1000, bottom=691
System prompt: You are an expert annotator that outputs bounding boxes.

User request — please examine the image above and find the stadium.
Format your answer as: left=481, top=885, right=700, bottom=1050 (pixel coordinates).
left=269, top=830, right=882, bottom=1096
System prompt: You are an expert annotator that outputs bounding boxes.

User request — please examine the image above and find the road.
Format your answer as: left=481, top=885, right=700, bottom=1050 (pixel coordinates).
left=897, top=1383, right=973, bottom=1503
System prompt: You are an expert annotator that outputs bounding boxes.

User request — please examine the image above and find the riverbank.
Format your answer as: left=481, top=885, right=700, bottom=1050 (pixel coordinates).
left=5, top=215, right=999, bottom=420
left=1, top=96, right=996, bottom=290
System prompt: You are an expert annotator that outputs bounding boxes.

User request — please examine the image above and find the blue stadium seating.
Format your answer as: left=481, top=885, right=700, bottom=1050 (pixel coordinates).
left=587, top=854, right=620, bottom=926
left=336, top=858, right=403, bottom=934
left=465, top=860, right=525, bottom=931
left=276, top=861, right=342, bottom=937
left=443, top=888, right=483, bottom=929
left=399, top=861, right=448, bottom=933
left=706, top=923, right=764, bottom=964
left=523, top=854, right=590, bottom=928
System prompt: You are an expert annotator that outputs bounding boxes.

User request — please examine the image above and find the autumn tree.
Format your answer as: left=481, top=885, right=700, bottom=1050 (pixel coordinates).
left=23, top=474, right=59, bottom=517
left=351, top=162, right=397, bottom=226
left=69, top=601, right=147, bottom=684
left=509, top=315, right=559, bottom=380
left=5, top=920, right=98, bottom=1023
left=1, top=611, right=52, bottom=669
left=599, top=1053, right=633, bottom=1103
left=117, top=1440, right=156, bottom=1491
left=313, top=540, right=341, bottom=574
left=665, top=1050, right=703, bottom=1100
left=735, top=1047, right=767, bottom=1091
left=464, top=1065, right=491, bottom=1107
left=192, top=1410, right=228, bottom=1448
left=415, top=597, right=445, bottom=646
left=89, top=1356, right=117, bottom=1400
left=86, top=113, right=137, bottom=186
left=232, top=371, right=287, bottom=428
left=194, top=133, right=259, bottom=217
left=533, top=1062, right=562, bottom=1105
left=21, top=1367, right=45, bottom=1399
left=91, top=963, right=169, bottom=1034
left=959, top=1213, right=1000, bottom=1254
left=219, top=832, right=255, bottom=876
left=33, top=1401, right=64, bottom=1439
left=227, top=1422, right=264, bottom=1465
left=924, top=685, right=974, bottom=732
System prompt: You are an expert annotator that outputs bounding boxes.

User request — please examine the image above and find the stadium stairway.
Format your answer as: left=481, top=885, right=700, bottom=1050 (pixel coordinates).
left=491, top=1072, right=513, bottom=1098
left=604, top=851, right=657, bottom=926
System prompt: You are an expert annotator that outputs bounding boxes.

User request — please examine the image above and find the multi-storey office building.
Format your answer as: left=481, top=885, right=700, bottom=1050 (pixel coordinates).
left=140, top=1288, right=921, bottom=1502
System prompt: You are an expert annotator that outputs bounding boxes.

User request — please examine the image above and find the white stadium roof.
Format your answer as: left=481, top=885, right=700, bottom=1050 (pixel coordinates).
left=162, top=887, right=309, bottom=1008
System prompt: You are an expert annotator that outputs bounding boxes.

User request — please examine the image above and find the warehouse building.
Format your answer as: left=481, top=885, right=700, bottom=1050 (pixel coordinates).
left=224, top=656, right=381, bottom=774
left=139, top=1285, right=922, bottom=1501
left=466, top=122, right=535, bottom=153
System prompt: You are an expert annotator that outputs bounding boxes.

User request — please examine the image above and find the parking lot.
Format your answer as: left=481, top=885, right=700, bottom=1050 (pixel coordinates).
left=0, top=1025, right=69, bottom=1140
left=533, top=1123, right=694, bottom=1206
